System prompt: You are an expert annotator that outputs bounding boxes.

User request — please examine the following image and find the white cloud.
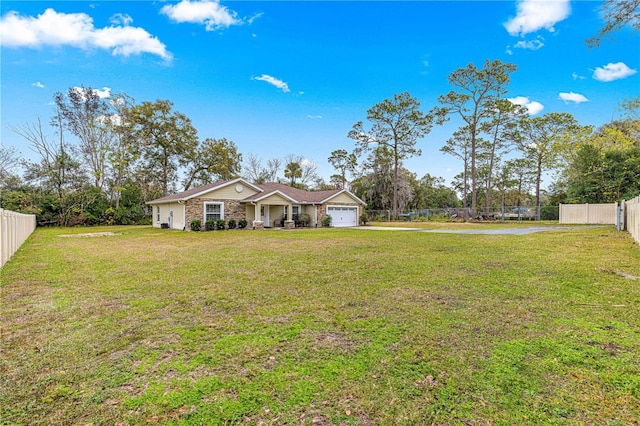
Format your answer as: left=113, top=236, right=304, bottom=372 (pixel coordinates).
left=252, top=74, right=290, bottom=93
left=0, top=9, right=171, bottom=60
left=592, top=62, right=637, bottom=82
left=110, top=13, right=133, bottom=26
left=558, top=92, right=589, bottom=104
left=246, top=12, right=264, bottom=25
left=32, top=81, right=45, bottom=88
left=71, top=86, right=112, bottom=99
left=504, top=0, right=571, bottom=36
left=508, top=96, right=544, bottom=115
left=572, top=72, right=585, bottom=80
left=306, top=114, right=322, bottom=119
left=513, top=37, right=544, bottom=50
left=161, top=0, right=240, bottom=31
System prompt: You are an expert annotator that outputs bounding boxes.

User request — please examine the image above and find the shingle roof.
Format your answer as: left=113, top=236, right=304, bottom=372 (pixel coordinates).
left=147, top=179, right=365, bottom=205
left=243, top=182, right=343, bottom=203
left=146, top=180, right=228, bottom=204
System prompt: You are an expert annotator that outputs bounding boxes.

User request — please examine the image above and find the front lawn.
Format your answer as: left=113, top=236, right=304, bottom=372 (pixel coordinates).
left=1, top=225, right=639, bottom=424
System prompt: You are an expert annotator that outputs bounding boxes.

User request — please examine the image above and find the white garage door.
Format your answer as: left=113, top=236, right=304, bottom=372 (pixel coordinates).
left=327, top=207, right=357, bottom=227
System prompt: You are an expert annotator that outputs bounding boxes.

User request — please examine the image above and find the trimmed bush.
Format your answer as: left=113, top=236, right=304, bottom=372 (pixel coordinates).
left=298, top=213, right=311, bottom=227
left=215, top=219, right=226, bottom=230
left=190, top=219, right=201, bottom=232
left=238, top=219, right=248, bottom=229
left=227, top=219, right=237, bottom=229
left=360, top=213, right=368, bottom=225
left=205, top=220, right=216, bottom=231
left=322, top=215, right=332, bottom=227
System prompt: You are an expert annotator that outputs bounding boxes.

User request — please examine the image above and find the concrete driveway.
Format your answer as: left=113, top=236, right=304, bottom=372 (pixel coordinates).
left=353, top=226, right=604, bottom=235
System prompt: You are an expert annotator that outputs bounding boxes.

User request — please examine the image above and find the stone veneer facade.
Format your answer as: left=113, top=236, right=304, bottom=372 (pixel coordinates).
left=185, top=198, right=246, bottom=230
left=184, top=198, right=361, bottom=230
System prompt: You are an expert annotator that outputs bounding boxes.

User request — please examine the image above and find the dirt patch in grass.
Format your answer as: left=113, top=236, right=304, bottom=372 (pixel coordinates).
left=58, top=232, right=119, bottom=238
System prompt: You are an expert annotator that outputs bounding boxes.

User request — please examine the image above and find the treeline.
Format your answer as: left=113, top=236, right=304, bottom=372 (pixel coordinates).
left=1, top=61, right=639, bottom=226
left=340, top=61, right=640, bottom=217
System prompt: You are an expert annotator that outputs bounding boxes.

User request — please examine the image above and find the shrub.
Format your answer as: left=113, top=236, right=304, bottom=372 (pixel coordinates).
left=322, top=214, right=332, bottom=227
left=375, top=215, right=382, bottom=222
left=238, top=219, right=248, bottom=229
left=540, top=206, right=558, bottom=220
left=360, top=213, right=368, bottom=225
left=227, top=219, right=237, bottom=229
left=418, top=215, right=427, bottom=222
left=215, top=219, right=226, bottom=230
left=190, top=219, right=201, bottom=232
left=298, top=213, right=311, bottom=227
left=205, top=220, right=216, bottom=231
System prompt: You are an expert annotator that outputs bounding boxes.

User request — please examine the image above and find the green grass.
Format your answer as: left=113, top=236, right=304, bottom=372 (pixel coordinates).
left=1, top=225, right=639, bottom=425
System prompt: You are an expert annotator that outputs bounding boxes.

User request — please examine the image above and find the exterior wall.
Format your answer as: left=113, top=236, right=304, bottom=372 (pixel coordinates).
left=559, top=203, right=617, bottom=224
left=245, top=204, right=256, bottom=225
left=300, top=205, right=318, bottom=227
left=258, top=193, right=290, bottom=205
left=153, top=202, right=185, bottom=230
left=268, top=205, right=284, bottom=227
left=185, top=198, right=246, bottom=230
left=328, top=192, right=359, bottom=204
left=200, top=184, right=259, bottom=200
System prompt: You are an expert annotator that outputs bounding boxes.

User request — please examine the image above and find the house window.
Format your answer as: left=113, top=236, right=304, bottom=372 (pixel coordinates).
left=204, top=202, right=224, bottom=221
left=156, top=206, right=160, bottom=222
left=284, top=205, right=301, bottom=216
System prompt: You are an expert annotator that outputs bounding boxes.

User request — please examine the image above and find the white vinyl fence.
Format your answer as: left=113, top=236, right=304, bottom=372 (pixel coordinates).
left=624, top=196, right=640, bottom=245
left=1, top=208, right=37, bottom=268
left=559, top=203, right=618, bottom=225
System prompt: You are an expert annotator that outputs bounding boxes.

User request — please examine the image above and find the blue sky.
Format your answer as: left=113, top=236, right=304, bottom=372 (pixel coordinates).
left=1, top=0, right=638, bottom=187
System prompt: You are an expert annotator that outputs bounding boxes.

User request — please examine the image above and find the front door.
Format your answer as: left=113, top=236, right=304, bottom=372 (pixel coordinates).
left=260, top=205, right=270, bottom=227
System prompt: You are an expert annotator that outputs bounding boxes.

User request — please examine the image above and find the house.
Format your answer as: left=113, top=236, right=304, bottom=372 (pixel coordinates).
left=146, top=178, right=366, bottom=230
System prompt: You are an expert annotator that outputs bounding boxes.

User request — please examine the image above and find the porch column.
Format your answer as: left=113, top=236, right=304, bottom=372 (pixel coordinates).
left=253, top=202, right=264, bottom=230
left=255, top=203, right=261, bottom=221
left=286, top=203, right=292, bottom=220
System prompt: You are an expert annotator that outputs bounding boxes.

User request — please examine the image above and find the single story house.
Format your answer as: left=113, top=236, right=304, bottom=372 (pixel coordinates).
left=146, top=178, right=366, bottom=230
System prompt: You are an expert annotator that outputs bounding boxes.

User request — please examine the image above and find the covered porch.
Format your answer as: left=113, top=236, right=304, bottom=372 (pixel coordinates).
left=244, top=193, right=318, bottom=230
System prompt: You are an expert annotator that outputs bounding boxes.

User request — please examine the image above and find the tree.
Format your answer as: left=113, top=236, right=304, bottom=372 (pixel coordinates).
left=565, top=118, right=640, bottom=202
left=105, top=93, right=138, bottom=210
left=349, top=92, right=432, bottom=218
left=9, top=117, right=76, bottom=203
left=350, top=145, right=413, bottom=212
left=284, top=161, right=302, bottom=186
left=434, top=59, right=517, bottom=214
left=587, top=0, right=640, bottom=47
left=479, top=99, right=527, bottom=210
left=328, top=149, right=357, bottom=189
left=440, top=126, right=473, bottom=208
left=409, top=173, right=459, bottom=209
left=0, top=146, right=19, bottom=187
left=517, top=112, right=580, bottom=213
left=285, top=154, right=319, bottom=188
left=183, top=138, right=242, bottom=190
left=130, top=100, right=198, bottom=196
left=53, top=86, right=113, bottom=190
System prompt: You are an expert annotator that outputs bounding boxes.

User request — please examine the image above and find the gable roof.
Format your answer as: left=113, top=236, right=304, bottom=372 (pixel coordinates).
left=146, top=178, right=262, bottom=204
left=146, top=179, right=365, bottom=205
